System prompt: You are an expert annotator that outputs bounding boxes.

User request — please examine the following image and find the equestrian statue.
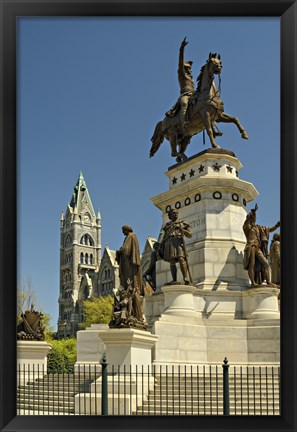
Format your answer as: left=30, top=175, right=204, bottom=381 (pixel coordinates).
left=149, top=37, right=248, bottom=163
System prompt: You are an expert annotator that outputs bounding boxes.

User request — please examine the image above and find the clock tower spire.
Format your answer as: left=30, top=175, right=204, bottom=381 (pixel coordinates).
left=57, top=172, right=102, bottom=338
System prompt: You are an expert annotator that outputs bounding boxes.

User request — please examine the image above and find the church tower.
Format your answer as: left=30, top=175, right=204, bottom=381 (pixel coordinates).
left=57, top=172, right=102, bottom=338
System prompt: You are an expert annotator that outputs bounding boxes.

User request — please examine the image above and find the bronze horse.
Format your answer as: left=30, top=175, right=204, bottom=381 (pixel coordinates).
left=150, top=53, right=248, bottom=163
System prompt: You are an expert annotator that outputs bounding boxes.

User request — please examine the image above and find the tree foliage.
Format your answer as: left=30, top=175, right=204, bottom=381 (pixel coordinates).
left=79, top=295, right=113, bottom=329
left=47, top=338, right=77, bottom=373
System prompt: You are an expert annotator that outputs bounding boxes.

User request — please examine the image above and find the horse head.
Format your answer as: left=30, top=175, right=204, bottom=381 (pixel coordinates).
left=207, top=52, right=223, bottom=76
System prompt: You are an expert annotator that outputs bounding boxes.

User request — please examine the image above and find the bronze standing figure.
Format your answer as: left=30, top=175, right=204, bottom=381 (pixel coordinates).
left=243, top=205, right=280, bottom=286
left=110, top=226, right=147, bottom=330
left=160, top=209, right=192, bottom=285
left=270, top=233, right=280, bottom=285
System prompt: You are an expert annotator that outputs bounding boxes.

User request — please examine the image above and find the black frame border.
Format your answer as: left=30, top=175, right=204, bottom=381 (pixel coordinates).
left=1, top=1, right=296, bottom=431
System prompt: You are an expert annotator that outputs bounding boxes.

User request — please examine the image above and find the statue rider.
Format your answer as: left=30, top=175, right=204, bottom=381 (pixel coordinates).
left=166, top=37, right=222, bottom=138
left=166, top=37, right=194, bottom=129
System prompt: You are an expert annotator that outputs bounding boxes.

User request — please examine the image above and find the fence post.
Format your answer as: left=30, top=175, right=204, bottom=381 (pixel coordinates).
left=222, top=357, right=230, bottom=415
left=101, top=354, right=108, bottom=416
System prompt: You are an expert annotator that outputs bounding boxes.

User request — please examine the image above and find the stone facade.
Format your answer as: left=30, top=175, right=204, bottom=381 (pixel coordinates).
left=96, top=246, right=120, bottom=296
left=57, top=173, right=158, bottom=338
left=57, top=172, right=102, bottom=338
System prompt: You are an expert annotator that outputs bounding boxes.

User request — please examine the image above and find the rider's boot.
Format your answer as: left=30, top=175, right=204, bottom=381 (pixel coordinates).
left=180, top=109, right=188, bottom=130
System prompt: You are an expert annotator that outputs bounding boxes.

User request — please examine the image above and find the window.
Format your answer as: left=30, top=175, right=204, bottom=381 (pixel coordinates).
left=65, top=235, right=72, bottom=248
left=80, top=252, right=84, bottom=263
left=80, top=234, right=94, bottom=246
left=90, top=254, right=93, bottom=265
left=85, top=253, right=89, bottom=264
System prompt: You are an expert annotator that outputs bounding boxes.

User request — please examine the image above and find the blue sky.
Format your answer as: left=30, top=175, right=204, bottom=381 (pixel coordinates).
left=17, top=17, right=280, bottom=328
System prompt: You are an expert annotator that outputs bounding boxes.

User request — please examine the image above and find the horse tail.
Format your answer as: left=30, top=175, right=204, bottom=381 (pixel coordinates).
left=149, top=121, right=165, bottom=157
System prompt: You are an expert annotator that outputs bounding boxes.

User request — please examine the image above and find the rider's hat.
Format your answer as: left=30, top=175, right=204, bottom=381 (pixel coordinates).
left=184, top=60, right=193, bottom=67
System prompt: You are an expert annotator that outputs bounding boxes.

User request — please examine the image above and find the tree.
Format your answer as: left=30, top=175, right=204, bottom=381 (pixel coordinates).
left=79, top=295, right=113, bottom=329
left=47, top=338, right=77, bottom=373
left=17, top=277, right=54, bottom=335
left=17, top=277, right=38, bottom=323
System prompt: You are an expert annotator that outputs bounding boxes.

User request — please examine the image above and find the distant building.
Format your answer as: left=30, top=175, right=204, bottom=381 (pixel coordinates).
left=57, top=172, right=157, bottom=338
left=96, top=246, right=120, bottom=296
left=57, top=172, right=102, bottom=338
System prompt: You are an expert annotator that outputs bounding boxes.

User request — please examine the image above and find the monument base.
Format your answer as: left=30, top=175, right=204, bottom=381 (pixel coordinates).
left=147, top=285, right=280, bottom=367
left=74, top=328, right=158, bottom=415
left=74, top=323, right=108, bottom=373
left=17, top=340, right=52, bottom=385
left=99, top=327, right=158, bottom=370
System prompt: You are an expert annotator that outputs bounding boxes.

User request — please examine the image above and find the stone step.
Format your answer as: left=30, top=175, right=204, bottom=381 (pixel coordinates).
left=17, top=403, right=74, bottom=414
left=150, top=385, right=279, bottom=393
left=141, top=393, right=279, bottom=402
left=133, top=409, right=279, bottom=416
left=20, top=382, right=92, bottom=390
left=17, top=399, right=74, bottom=409
left=17, top=393, right=77, bottom=403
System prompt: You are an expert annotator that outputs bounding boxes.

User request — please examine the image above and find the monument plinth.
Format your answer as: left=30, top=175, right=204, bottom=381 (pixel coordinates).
left=75, top=328, right=158, bottom=415
left=17, top=340, right=52, bottom=385
left=145, top=149, right=279, bottom=367
left=152, top=149, right=258, bottom=291
left=162, top=284, right=197, bottom=318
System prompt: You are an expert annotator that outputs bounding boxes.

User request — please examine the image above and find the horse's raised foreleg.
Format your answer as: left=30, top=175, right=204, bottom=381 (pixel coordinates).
left=217, top=112, right=249, bottom=140
left=199, top=110, right=220, bottom=148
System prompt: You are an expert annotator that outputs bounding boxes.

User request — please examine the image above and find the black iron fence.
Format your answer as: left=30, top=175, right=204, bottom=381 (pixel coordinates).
left=17, top=358, right=280, bottom=416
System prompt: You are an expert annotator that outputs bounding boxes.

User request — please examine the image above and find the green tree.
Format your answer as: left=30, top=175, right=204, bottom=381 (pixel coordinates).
left=79, top=295, right=113, bottom=329
left=47, top=338, right=77, bottom=373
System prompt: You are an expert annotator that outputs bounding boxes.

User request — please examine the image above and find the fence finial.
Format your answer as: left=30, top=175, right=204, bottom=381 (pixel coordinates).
left=101, top=353, right=108, bottom=366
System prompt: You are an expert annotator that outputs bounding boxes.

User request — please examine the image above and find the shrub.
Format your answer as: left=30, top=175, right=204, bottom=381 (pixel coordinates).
left=47, top=338, right=77, bottom=373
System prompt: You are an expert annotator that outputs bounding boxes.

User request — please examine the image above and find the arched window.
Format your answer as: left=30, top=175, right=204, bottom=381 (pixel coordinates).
left=80, top=252, right=84, bottom=263
left=65, top=234, right=72, bottom=248
left=83, top=286, right=89, bottom=300
left=80, top=234, right=94, bottom=246
left=85, top=253, right=89, bottom=264
left=90, top=254, right=93, bottom=265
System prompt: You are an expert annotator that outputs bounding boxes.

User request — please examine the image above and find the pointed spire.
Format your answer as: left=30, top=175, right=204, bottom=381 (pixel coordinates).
left=97, top=210, right=101, bottom=223
left=68, top=171, right=96, bottom=221
left=60, top=212, right=65, bottom=228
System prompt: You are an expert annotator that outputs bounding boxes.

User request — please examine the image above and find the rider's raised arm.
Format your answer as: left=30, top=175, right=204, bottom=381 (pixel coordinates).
left=178, top=37, right=188, bottom=78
